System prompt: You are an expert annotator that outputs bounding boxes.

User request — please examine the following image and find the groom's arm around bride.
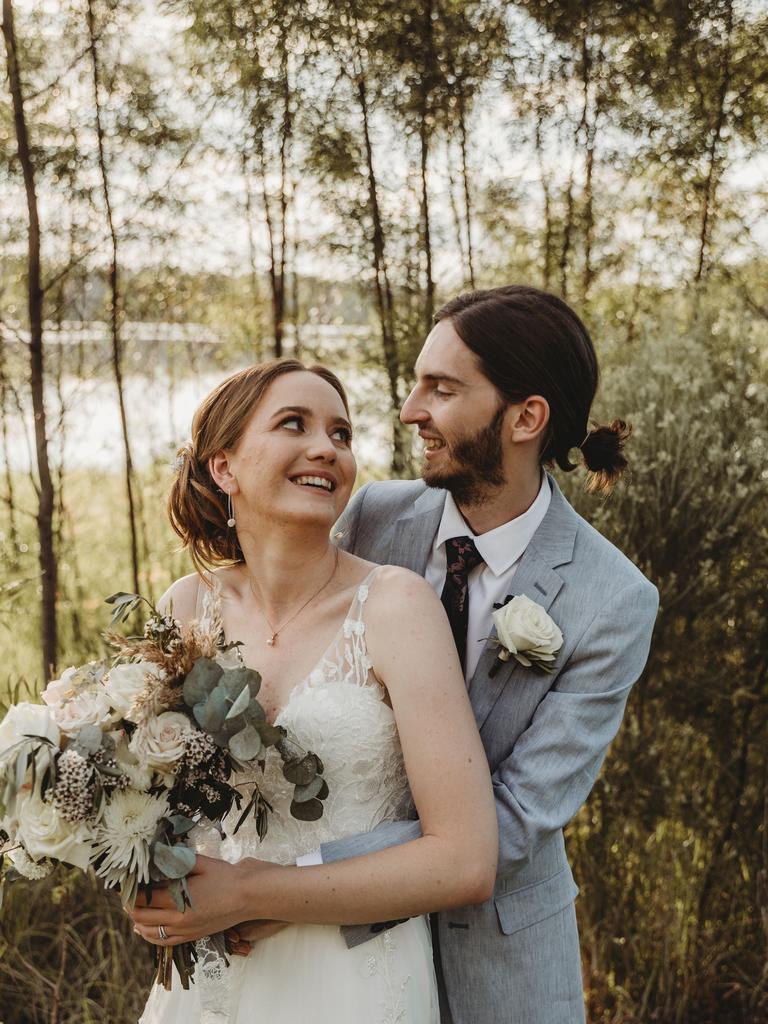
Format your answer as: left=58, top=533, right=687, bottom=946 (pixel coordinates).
left=321, top=286, right=659, bottom=1024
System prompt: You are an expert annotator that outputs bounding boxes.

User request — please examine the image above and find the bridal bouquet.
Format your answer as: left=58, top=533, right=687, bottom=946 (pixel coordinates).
left=0, top=591, right=328, bottom=990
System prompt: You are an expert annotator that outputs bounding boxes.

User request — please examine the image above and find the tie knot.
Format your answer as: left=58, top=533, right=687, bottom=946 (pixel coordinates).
left=444, top=535, right=484, bottom=577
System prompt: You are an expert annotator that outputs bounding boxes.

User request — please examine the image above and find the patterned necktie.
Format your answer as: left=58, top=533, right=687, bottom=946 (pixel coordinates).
left=441, top=535, right=485, bottom=673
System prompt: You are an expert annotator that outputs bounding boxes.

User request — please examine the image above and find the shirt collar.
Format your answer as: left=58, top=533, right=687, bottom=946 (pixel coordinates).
left=434, top=474, right=552, bottom=577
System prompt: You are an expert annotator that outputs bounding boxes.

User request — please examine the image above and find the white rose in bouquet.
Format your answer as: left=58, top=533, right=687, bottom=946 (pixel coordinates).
left=105, top=661, right=164, bottom=720
left=41, top=666, right=80, bottom=707
left=128, top=711, right=196, bottom=770
left=491, top=595, right=563, bottom=671
left=0, top=702, right=60, bottom=755
left=52, top=689, right=113, bottom=737
left=15, top=790, right=93, bottom=870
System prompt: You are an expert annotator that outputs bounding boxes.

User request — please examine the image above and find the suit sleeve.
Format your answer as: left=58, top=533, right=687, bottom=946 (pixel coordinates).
left=332, top=481, right=371, bottom=554
left=321, top=821, right=423, bottom=948
left=492, top=578, right=659, bottom=876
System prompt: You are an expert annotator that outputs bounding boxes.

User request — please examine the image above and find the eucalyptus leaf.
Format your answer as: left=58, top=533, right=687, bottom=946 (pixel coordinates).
left=225, top=684, right=251, bottom=720
left=74, top=724, right=103, bottom=755
left=193, top=687, right=229, bottom=733
left=168, top=814, right=196, bottom=836
left=152, top=841, right=197, bottom=880
left=282, top=753, right=320, bottom=786
left=257, top=721, right=286, bottom=748
left=245, top=699, right=266, bottom=724
left=183, top=658, right=224, bottom=707
left=292, top=776, right=325, bottom=803
left=168, top=879, right=186, bottom=913
left=290, top=797, right=324, bottom=822
left=229, top=724, right=263, bottom=761
left=220, top=667, right=262, bottom=699
left=121, top=871, right=139, bottom=910
left=14, top=747, right=28, bottom=793
left=181, top=874, right=194, bottom=910
left=105, top=592, right=149, bottom=626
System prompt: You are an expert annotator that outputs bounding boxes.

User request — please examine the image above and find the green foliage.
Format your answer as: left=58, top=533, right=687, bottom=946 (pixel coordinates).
left=0, top=868, right=153, bottom=1024
left=557, top=287, right=768, bottom=1023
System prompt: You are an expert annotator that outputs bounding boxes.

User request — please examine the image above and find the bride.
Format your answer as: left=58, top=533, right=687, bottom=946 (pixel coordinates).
left=132, top=359, right=497, bottom=1023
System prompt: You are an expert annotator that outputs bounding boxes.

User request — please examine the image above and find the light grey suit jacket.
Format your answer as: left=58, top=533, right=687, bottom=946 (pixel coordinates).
left=323, top=474, right=658, bottom=1024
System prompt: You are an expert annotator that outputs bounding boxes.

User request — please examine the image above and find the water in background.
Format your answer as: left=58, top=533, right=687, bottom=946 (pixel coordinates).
left=2, top=330, right=393, bottom=475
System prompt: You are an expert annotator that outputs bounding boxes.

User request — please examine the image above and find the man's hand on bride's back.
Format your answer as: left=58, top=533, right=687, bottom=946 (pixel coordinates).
left=225, top=919, right=289, bottom=954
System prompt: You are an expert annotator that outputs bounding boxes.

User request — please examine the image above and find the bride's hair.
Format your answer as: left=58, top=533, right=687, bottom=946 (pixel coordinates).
left=168, top=359, right=350, bottom=573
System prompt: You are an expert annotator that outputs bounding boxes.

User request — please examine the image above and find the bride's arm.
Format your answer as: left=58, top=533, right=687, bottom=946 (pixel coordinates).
left=130, top=567, right=497, bottom=939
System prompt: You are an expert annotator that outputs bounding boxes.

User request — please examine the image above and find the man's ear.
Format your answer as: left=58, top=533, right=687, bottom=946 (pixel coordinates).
left=508, top=395, right=550, bottom=445
left=209, top=450, right=238, bottom=494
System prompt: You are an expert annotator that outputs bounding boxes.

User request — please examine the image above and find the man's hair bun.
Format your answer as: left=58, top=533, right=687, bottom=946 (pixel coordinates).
left=581, top=420, right=632, bottom=493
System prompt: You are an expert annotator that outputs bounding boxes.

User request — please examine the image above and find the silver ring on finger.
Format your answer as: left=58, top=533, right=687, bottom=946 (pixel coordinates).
left=158, top=924, right=168, bottom=941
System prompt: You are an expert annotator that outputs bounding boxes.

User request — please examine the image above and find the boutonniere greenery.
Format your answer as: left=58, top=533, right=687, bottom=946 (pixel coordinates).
left=486, top=594, right=563, bottom=678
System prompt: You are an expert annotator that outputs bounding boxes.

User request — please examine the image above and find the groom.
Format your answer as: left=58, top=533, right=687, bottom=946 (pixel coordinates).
left=322, top=285, right=659, bottom=1024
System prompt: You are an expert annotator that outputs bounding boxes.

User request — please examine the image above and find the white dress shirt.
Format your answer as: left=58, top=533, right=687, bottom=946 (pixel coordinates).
left=425, top=475, right=551, bottom=683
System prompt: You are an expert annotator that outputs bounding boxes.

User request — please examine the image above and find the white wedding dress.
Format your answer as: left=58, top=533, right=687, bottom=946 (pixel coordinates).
left=139, top=568, right=439, bottom=1024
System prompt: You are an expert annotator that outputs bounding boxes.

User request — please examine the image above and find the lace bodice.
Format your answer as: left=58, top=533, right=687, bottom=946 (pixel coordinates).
left=195, top=568, right=412, bottom=865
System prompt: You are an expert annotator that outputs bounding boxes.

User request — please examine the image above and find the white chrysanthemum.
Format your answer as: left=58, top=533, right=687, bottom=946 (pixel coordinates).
left=92, top=790, right=169, bottom=888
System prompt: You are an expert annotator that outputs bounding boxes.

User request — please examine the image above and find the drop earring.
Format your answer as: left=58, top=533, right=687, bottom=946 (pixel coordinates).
left=226, top=492, right=236, bottom=528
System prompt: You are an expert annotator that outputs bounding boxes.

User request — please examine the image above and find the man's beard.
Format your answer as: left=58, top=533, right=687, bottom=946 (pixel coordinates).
left=421, top=404, right=507, bottom=505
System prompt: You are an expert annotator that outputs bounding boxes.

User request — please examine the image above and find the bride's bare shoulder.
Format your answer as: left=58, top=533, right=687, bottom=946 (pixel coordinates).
left=158, top=565, right=244, bottom=623
left=157, top=571, right=202, bottom=623
left=366, top=564, right=441, bottom=613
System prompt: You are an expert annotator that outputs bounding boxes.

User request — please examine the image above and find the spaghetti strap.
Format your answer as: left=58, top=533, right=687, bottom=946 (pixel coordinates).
left=195, top=570, right=222, bottom=625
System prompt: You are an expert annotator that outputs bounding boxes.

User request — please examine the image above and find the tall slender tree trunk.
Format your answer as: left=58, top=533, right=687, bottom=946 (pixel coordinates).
left=258, top=135, right=284, bottom=358
left=2, top=0, right=58, bottom=679
left=457, top=96, right=476, bottom=289
left=290, top=178, right=301, bottom=358
left=581, top=46, right=600, bottom=304
left=446, top=138, right=469, bottom=283
left=418, top=118, right=434, bottom=331
left=241, top=151, right=264, bottom=361
left=694, top=1, right=732, bottom=285
left=277, top=37, right=291, bottom=353
left=86, top=0, right=142, bottom=598
left=0, top=358, right=18, bottom=555
left=582, top=122, right=596, bottom=303
left=418, top=0, right=436, bottom=331
left=356, top=74, right=407, bottom=475
left=534, top=94, right=554, bottom=290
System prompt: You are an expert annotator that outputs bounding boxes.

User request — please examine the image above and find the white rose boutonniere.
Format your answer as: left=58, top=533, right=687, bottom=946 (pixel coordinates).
left=488, top=594, right=563, bottom=677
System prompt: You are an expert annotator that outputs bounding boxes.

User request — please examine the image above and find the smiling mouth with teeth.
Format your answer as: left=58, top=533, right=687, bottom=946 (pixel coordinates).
left=423, top=438, right=446, bottom=451
left=291, top=475, right=336, bottom=492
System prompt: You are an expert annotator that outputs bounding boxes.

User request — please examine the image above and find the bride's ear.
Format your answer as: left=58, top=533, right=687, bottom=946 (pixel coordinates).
left=209, top=451, right=239, bottom=495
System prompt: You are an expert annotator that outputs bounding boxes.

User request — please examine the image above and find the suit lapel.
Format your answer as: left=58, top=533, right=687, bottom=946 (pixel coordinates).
left=388, top=486, right=446, bottom=575
left=468, top=477, right=578, bottom=733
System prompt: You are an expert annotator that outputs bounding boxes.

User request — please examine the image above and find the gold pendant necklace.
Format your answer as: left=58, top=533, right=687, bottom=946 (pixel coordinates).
left=249, top=549, right=340, bottom=646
